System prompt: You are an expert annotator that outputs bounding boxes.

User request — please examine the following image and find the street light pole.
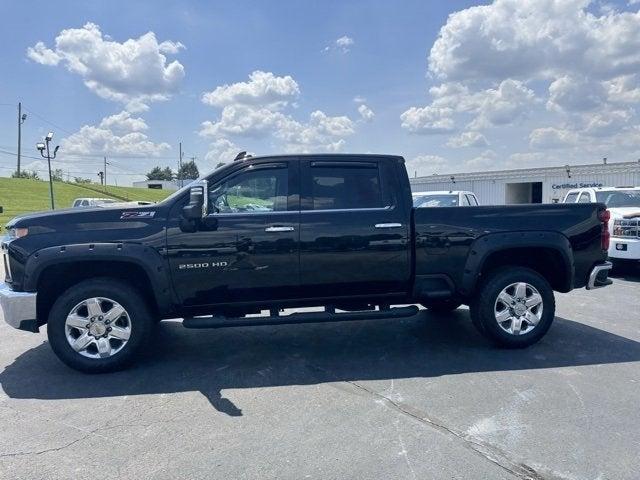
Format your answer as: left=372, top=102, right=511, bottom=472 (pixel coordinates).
left=37, top=132, right=59, bottom=210
left=17, top=102, right=27, bottom=176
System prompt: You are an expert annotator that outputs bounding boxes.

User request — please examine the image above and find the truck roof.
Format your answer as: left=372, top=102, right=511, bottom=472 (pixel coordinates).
left=235, top=153, right=405, bottom=162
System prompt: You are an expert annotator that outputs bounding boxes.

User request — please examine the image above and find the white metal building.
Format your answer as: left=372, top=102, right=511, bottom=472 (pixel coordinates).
left=410, top=161, right=640, bottom=205
left=132, top=180, right=189, bottom=191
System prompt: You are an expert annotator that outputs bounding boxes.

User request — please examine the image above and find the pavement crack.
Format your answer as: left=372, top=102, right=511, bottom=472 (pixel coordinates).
left=0, top=432, right=91, bottom=458
left=306, top=363, right=553, bottom=480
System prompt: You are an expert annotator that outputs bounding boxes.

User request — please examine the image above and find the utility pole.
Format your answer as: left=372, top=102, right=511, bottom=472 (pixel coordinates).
left=178, top=142, right=183, bottom=188
left=17, top=102, right=27, bottom=176
left=104, top=156, right=108, bottom=188
left=36, top=132, right=59, bottom=210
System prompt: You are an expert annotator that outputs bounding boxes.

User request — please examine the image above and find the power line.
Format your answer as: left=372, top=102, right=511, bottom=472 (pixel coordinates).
left=20, top=105, right=76, bottom=136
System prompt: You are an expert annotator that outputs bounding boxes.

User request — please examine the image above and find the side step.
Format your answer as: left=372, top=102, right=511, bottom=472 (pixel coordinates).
left=182, top=305, right=419, bottom=329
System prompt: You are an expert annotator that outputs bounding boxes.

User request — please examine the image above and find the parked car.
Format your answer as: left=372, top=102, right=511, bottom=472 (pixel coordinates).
left=72, top=198, right=118, bottom=208
left=1, top=154, right=612, bottom=373
left=413, top=190, right=479, bottom=207
left=563, top=186, right=640, bottom=264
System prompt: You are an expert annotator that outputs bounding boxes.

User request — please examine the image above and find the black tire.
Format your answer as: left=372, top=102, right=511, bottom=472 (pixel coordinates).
left=47, top=278, right=154, bottom=373
left=469, top=267, right=555, bottom=348
left=421, top=299, right=463, bottom=313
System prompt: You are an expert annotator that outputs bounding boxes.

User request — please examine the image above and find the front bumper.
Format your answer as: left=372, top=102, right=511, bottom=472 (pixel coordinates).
left=0, top=282, right=38, bottom=331
left=586, top=261, right=613, bottom=290
left=608, top=237, right=640, bottom=261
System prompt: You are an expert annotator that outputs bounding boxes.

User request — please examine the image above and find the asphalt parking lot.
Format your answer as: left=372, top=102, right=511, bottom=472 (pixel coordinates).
left=0, top=268, right=639, bottom=480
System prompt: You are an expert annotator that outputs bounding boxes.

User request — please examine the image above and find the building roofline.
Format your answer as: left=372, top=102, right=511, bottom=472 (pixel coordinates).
left=410, top=160, right=640, bottom=183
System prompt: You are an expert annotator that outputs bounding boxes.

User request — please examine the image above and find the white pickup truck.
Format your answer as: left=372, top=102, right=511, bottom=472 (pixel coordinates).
left=412, top=190, right=479, bottom=208
left=563, top=186, right=640, bottom=264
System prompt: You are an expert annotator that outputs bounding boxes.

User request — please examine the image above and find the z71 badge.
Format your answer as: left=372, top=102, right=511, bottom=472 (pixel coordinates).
left=120, top=211, right=155, bottom=219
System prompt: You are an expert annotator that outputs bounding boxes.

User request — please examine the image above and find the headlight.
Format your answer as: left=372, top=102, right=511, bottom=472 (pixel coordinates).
left=8, top=227, right=29, bottom=239
left=613, top=219, right=639, bottom=238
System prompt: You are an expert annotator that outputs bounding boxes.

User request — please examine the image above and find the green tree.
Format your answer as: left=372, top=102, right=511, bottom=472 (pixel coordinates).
left=51, top=169, right=64, bottom=181
left=146, top=166, right=174, bottom=181
left=177, top=160, right=199, bottom=180
left=74, top=177, right=92, bottom=184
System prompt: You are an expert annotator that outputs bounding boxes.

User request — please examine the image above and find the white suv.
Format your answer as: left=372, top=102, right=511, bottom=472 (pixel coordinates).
left=412, top=190, right=479, bottom=208
left=563, top=187, right=640, bottom=263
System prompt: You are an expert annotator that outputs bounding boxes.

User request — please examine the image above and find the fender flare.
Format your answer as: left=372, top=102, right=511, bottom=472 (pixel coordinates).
left=461, top=231, right=574, bottom=295
left=22, top=242, right=176, bottom=314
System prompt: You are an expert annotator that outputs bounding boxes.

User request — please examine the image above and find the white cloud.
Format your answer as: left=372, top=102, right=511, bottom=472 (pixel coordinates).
left=400, top=106, right=455, bottom=134
left=546, top=75, right=607, bottom=112
left=428, top=0, right=640, bottom=82
left=464, top=150, right=498, bottom=169
left=204, top=138, right=241, bottom=167
left=402, top=0, right=640, bottom=162
left=98, top=111, right=148, bottom=134
left=201, top=70, right=299, bottom=109
left=405, top=155, right=449, bottom=176
left=446, top=131, right=489, bottom=148
left=200, top=72, right=356, bottom=152
left=529, top=127, right=578, bottom=148
left=402, top=79, right=534, bottom=134
left=27, top=23, right=185, bottom=111
left=357, top=104, right=375, bottom=122
left=61, top=111, right=170, bottom=156
left=605, top=74, right=640, bottom=103
left=353, top=95, right=367, bottom=103
left=324, top=35, right=355, bottom=54
left=468, top=79, right=535, bottom=128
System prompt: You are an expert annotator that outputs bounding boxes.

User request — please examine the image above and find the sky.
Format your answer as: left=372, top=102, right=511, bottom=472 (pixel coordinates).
left=1, top=0, right=640, bottom=185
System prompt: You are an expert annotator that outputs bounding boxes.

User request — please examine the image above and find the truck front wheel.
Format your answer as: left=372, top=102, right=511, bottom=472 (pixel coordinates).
left=469, top=267, right=555, bottom=348
left=47, top=278, right=154, bottom=373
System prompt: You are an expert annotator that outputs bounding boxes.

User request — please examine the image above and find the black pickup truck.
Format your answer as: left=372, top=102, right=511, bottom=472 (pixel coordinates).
left=1, top=154, right=612, bottom=373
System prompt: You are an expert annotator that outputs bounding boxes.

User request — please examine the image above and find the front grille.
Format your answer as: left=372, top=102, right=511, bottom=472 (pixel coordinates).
left=613, top=219, right=640, bottom=238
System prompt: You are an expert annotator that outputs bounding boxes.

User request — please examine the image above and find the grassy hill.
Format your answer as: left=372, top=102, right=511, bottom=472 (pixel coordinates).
left=0, top=177, right=172, bottom=227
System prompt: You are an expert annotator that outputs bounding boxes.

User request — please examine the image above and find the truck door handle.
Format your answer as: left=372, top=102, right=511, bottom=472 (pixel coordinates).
left=375, top=223, right=402, bottom=229
left=265, top=226, right=295, bottom=232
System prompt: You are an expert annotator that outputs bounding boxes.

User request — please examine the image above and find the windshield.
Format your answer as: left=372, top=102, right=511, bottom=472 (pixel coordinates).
left=413, top=194, right=459, bottom=207
left=595, top=190, right=640, bottom=208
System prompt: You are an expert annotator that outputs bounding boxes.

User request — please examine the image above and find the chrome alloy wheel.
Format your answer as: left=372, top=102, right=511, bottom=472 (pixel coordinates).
left=493, top=282, right=543, bottom=336
left=64, top=297, right=131, bottom=359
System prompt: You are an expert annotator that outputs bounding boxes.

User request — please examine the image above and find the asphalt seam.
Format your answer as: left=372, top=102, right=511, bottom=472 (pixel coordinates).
left=306, top=363, right=554, bottom=480
left=345, top=379, right=551, bottom=480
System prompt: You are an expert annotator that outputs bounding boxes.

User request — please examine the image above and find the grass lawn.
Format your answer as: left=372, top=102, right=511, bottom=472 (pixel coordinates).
left=0, top=177, right=171, bottom=227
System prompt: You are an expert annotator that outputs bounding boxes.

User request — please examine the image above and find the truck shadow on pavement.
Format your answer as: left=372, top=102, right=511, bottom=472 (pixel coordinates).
left=2, top=311, right=640, bottom=416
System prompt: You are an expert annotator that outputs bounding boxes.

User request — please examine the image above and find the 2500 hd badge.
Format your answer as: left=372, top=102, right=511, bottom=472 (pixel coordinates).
left=178, top=261, right=229, bottom=270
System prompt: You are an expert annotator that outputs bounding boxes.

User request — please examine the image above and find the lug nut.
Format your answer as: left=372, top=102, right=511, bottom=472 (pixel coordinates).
left=107, top=327, right=112, bottom=332
left=99, top=316, right=103, bottom=320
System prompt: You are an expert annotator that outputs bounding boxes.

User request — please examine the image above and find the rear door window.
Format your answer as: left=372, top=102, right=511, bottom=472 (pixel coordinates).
left=466, top=194, right=479, bottom=206
left=309, top=163, right=383, bottom=210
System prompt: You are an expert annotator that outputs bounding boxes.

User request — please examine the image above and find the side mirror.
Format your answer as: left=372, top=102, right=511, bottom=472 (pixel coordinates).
left=182, top=180, right=208, bottom=220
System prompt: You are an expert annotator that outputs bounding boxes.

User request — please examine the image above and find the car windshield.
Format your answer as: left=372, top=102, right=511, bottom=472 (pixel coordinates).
left=413, top=194, right=459, bottom=207
left=595, top=190, right=640, bottom=208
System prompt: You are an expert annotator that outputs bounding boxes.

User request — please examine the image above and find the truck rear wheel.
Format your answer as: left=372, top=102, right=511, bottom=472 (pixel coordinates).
left=469, top=267, right=555, bottom=348
left=47, top=278, right=153, bottom=373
